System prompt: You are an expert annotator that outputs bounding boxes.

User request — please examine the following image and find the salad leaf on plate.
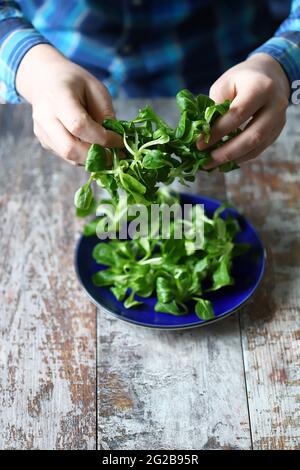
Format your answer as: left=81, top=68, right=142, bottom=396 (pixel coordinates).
left=74, top=88, right=247, bottom=319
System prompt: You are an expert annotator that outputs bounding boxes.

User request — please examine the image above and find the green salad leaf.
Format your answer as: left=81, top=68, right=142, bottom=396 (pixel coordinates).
left=75, top=88, right=247, bottom=319
left=74, top=88, right=240, bottom=210
left=88, top=199, right=249, bottom=320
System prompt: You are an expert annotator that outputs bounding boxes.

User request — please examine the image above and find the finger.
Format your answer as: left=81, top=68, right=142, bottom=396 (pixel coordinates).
left=37, top=118, right=90, bottom=164
left=33, top=122, right=51, bottom=150
left=85, top=80, right=116, bottom=123
left=209, top=77, right=235, bottom=103
left=85, top=81, right=123, bottom=152
left=197, top=86, right=266, bottom=150
left=206, top=107, right=281, bottom=167
left=56, top=91, right=123, bottom=147
left=236, top=127, right=283, bottom=165
left=235, top=145, right=267, bottom=165
left=196, top=78, right=235, bottom=149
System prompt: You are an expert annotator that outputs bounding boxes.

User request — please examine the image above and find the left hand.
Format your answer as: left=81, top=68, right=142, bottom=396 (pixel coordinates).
left=197, top=53, right=290, bottom=167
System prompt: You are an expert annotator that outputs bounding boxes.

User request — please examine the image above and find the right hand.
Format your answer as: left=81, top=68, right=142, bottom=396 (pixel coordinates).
left=16, top=44, right=123, bottom=164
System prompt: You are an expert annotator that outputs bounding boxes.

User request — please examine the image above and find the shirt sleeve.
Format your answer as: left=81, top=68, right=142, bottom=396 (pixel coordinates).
left=0, top=1, right=50, bottom=103
left=249, top=0, right=300, bottom=94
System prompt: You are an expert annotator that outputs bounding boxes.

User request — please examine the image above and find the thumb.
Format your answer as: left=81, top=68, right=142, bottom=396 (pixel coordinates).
left=197, top=75, right=236, bottom=149
left=209, top=75, right=236, bottom=103
left=86, top=80, right=116, bottom=123
left=84, top=80, right=123, bottom=147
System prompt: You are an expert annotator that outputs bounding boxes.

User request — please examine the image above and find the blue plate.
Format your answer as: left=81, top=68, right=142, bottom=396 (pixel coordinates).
left=75, top=193, right=265, bottom=330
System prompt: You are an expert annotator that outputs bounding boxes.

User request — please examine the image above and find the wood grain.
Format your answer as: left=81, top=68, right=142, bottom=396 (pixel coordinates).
left=1, top=101, right=299, bottom=450
left=98, top=315, right=251, bottom=450
left=225, top=106, right=300, bottom=449
left=98, top=99, right=252, bottom=450
left=0, top=105, right=96, bottom=449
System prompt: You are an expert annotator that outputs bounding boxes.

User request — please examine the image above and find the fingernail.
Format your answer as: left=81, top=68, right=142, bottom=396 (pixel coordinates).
left=211, top=148, right=222, bottom=159
left=197, top=134, right=206, bottom=150
left=203, top=151, right=218, bottom=170
left=203, top=162, right=217, bottom=170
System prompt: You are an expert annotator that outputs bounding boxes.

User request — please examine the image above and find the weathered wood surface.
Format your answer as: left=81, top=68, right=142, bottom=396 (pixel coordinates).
left=0, top=101, right=299, bottom=450
left=98, top=315, right=251, bottom=450
left=98, top=101, right=300, bottom=450
left=226, top=109, right=300, bottom=450
left=0, top=105, right=96, bottom=449
left=98, top=100, right=251, bottom=451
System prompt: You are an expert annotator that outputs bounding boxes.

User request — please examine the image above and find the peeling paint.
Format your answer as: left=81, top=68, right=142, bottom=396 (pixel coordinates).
left=0, top=104, right=96, bottom=450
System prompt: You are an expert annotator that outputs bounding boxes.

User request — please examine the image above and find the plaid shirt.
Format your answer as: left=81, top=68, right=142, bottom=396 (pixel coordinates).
left=0, top=0, right=299, bottom=103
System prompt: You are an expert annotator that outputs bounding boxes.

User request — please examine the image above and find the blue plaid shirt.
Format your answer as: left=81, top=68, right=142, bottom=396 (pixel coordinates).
left=0, top=0, right=299, bottom=103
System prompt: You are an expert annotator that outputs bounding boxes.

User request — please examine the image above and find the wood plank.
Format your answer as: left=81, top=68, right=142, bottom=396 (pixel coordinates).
left=98, top=315, right=251, bottom=450
left=0, top=105, right=96, bottom=449
left=225, top=106, right=300, bottom=450
left=98, top=99, right=252, bottom=450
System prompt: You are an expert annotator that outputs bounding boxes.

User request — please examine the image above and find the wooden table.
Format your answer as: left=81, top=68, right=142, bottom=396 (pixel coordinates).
left=0, top=101, right=299, bottom=450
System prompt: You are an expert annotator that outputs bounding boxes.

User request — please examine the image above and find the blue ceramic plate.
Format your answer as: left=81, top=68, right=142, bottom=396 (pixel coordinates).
left=75, top=193, right=265, bottom=330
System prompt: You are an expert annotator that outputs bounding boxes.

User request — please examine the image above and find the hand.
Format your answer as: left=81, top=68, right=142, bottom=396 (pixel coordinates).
left=16, top=44, right=123, bottom=164
left=197, top=53, right=290, bottom=167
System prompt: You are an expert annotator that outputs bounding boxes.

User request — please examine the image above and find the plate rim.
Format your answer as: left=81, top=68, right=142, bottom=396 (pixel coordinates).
left=74, top=193, right=266, bottom=330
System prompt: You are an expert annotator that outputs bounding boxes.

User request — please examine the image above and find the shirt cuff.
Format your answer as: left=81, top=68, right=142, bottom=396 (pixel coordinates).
left=0, top=21, right=50, bottom=103
left=249, top=34, right=300, bottom=94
